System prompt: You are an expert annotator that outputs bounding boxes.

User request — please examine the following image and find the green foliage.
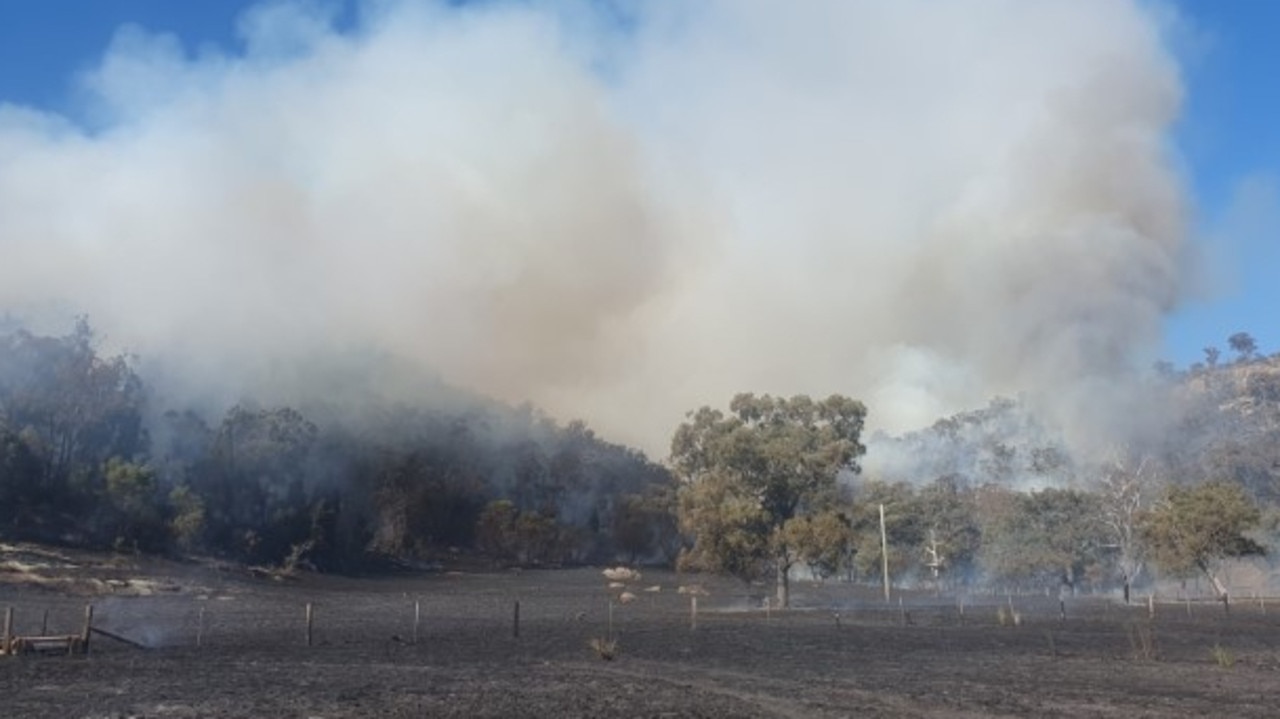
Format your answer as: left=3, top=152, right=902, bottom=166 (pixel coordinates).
left=780, top=510, right=854, bottom=580
left=168, top=484, right=206, bottom=551
left=917, top=475, right=983, bottom=581
left=677, top=472, right=771, bottom=581
left=672, top=393, right=866, bottom=605
left=474, top=499, right=580, bottom=565
left=980, top=486, right=1106, bottom=587
left=612, top=489, right=680, bottom=564
left=1141, top=480, right=1263, bottom=585
left=103, top=458, right=168, bottom=551
left=0, top=422, right=42, bottom=532
left=850, top=480, right=924, bottom=581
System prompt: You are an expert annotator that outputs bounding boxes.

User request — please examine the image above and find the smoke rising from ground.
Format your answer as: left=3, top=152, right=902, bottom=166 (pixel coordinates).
left=0, top=0, right=1189, bottom=455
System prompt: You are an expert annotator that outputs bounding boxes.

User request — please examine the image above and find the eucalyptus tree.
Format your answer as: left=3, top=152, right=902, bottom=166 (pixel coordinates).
left=671, top=393, right=866, bottom=607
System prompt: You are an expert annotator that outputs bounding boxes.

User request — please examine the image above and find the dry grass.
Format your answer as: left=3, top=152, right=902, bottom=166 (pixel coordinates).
left=1210, top=644, right=1235, bottom=669
left=996, top=606, right=1021, bottom=627
left=589, top=636, right=618, bottom=661
left=1127, top=622, right=1158, bottom=661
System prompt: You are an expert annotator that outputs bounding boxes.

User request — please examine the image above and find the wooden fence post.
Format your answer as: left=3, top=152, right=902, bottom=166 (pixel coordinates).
left=82, top=605, right=94, bottom=655
left=513, top=601, right=520, bottom=638
left=690, top=596, right=698, bottom=631
left=197, top=607, right=205, bottom=648
left=305, top=603, right=314, bottom=647
left=2, top=607, right=11, bottom=656
left=413, top=601, right=421, bottom=645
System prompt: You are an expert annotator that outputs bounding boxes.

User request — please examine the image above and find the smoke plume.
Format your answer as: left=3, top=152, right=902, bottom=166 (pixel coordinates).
left=0, top=0, right=1189, bottom=455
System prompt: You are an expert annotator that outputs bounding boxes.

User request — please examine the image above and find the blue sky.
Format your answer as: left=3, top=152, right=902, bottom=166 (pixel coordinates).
left=1164, top=1, right=1280, bottom=364
left=0, top=0, right=1274, bottom=370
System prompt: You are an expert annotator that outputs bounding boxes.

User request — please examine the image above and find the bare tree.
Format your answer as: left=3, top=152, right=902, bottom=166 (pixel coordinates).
left=1096, top=451, right=1158, bottom=604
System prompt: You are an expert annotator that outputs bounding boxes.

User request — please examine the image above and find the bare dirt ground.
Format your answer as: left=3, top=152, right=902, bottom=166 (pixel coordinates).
left=3, top=545, right=1280, bottom=718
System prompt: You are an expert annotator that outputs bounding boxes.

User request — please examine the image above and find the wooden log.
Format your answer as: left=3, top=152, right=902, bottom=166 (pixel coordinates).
left=89, top=626, right=148, bottom=650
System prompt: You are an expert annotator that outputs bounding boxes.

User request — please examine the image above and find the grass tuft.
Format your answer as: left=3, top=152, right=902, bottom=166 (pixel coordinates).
left=589, top=636, right=618, bottom=661
left=1127, top=622, right=1157, bottom=661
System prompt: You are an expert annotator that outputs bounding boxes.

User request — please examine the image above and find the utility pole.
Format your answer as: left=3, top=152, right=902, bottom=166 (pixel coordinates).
left=880, top=503, right=891, bottom=603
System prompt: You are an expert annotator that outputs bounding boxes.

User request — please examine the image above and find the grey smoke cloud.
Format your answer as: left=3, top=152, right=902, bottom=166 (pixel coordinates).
left=0, top=0, right=1189, bottom=455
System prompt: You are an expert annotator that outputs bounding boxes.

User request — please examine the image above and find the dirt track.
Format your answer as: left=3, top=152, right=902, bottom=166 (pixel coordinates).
left=2, top=556, right=1279, bottom=717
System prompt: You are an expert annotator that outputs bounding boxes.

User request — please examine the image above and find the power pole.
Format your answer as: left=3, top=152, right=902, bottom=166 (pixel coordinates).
left=880, top=503, right=891, bottom=603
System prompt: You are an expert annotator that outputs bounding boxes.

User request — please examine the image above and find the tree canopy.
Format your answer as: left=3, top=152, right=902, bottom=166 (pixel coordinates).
left=672, top=393, right=867, bottom=606
left=1141, top=480, right=1263, bottom=602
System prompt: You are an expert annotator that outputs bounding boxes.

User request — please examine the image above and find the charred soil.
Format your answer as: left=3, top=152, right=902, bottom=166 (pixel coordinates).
left=2, top=549, right=1279, bottom=717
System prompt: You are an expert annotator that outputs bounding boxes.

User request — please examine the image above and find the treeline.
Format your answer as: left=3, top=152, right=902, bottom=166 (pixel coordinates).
left=0, top=321, right=680, bottom=569
left=672, top=393, right=1273, bottom=607
left=791, top=474, right=1264, bottom=599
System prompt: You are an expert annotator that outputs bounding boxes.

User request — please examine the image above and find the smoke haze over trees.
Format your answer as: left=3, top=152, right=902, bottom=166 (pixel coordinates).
left=0, top=322, right=680, bottom=569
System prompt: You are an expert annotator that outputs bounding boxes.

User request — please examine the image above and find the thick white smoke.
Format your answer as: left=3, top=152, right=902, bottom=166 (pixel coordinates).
left=0, top=0, right=1188, bottom=455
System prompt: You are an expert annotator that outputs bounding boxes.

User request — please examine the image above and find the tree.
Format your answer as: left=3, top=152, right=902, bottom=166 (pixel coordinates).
left=611, top=490, right=680, bottom=564
left=1096, top=454, right=1158, bottom=603
left=1141, top=480, right=1263, bottom=607
left=916, top=474, right=982, bottom=588
left=168, top=484, right=206, bottom=551
left=1203, top=346, right=1221, bottom=369
left=475, top=499, right=521, bottom=562
left=103, top=458, right=168, bottom=552
left=0, top=319, right=147, bottom=526
left=781, top=509, right=855, bottom=581
left=677, top=470, right=772, bottom=582
left=197, top=405, right=319, bottom=562
left=981, top=488, right=1106, bottom=591
left=850, top=480, right=923, bottom=584
left=671, top=393, right=866, bottom=607
left=1228, top=332, right=1258, bottom=363
left=0, top=422, right=42, bottom=534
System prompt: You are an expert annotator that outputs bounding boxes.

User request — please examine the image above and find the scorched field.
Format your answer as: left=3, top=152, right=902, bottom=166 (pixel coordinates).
left=2, top=545, right=1279, bottom=718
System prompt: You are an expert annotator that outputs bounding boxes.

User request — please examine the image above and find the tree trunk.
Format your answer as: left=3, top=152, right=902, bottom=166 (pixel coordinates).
left=776, top=559, right=790, bottom=609
left=1199, top=561, right=1230, bottom=613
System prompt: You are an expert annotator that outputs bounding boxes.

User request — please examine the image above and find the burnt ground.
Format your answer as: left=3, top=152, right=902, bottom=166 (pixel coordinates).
left=3, top=549, right=1280, bottom=718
